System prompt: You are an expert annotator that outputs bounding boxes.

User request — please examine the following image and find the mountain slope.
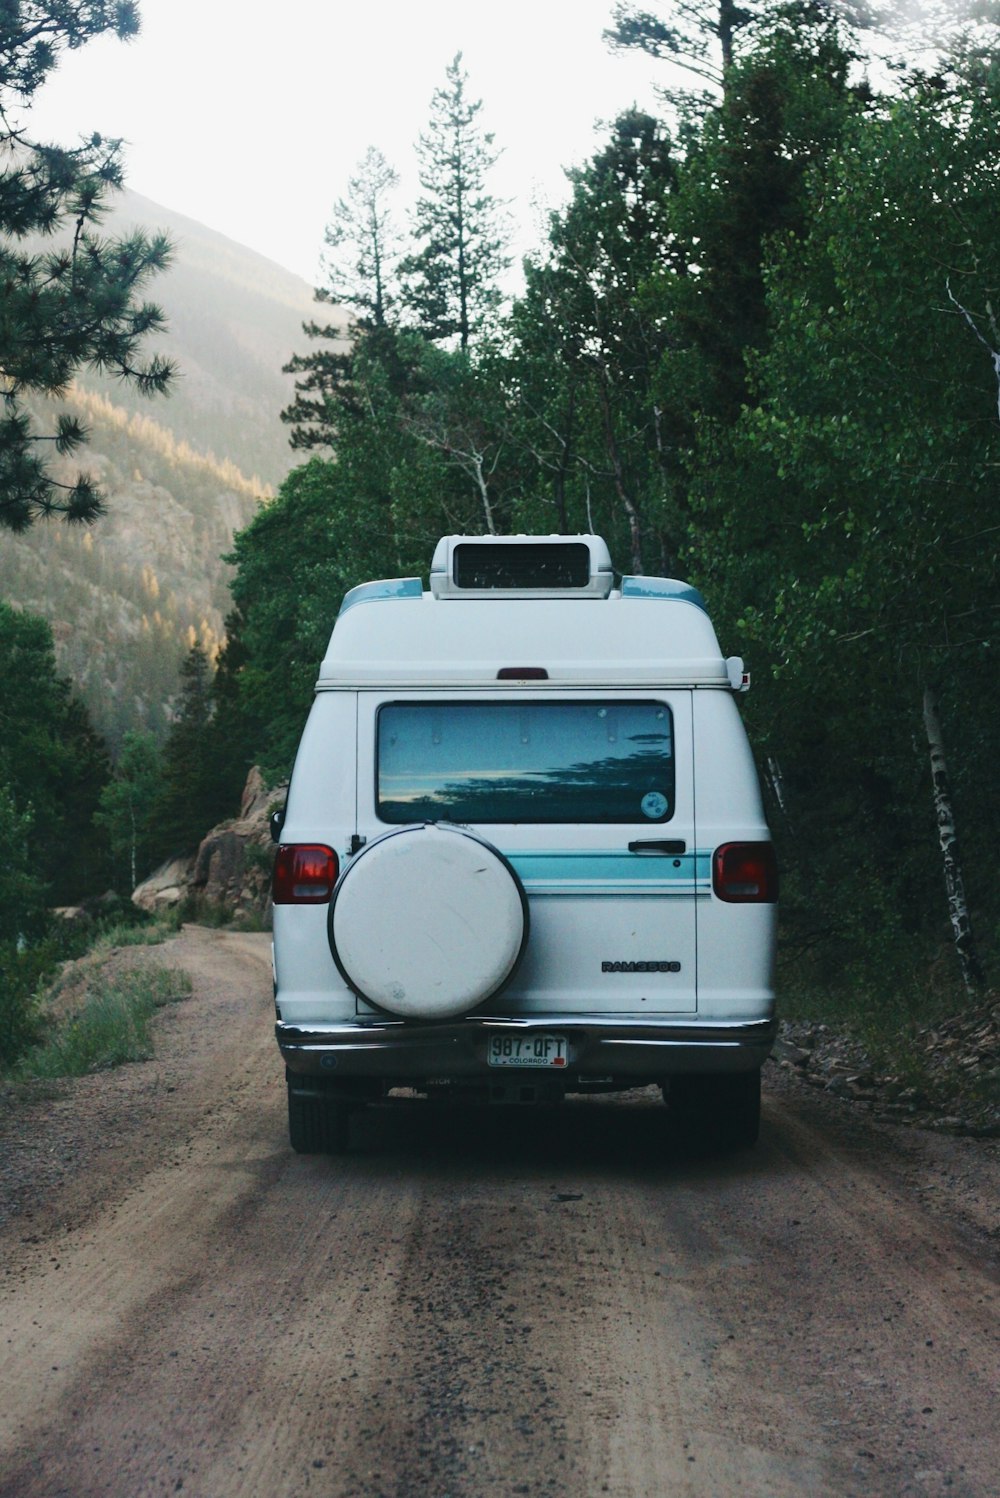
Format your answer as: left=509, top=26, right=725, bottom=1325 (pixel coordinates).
left=0, top=189, right=342, bottom=752
left=80, top=187, right=329, bottom=490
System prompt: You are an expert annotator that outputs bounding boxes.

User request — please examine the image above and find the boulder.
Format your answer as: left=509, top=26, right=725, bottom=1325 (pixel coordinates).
left=132, top=768, right=286, bottom=925
left=132, top=854, right=197, bottom=912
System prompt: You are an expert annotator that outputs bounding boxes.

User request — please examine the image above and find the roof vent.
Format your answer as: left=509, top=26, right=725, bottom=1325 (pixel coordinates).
left=430, top=535, right=614, bottom=600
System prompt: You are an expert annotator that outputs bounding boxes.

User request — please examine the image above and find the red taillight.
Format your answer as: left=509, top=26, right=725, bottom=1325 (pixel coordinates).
left=713, top=842, right=778, bottom=903
left=272, top=844, right=339, bottom=904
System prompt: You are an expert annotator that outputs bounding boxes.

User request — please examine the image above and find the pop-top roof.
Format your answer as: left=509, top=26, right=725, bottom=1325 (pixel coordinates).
left=321, top=536, right=734, bottom=689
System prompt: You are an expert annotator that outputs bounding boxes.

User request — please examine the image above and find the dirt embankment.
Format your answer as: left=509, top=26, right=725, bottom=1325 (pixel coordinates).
left=1, top=925, right=998, bottom=1498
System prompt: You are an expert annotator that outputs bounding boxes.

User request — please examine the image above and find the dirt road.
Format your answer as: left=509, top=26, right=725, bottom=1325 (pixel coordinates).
left=1, top=926, right=998, bottom=1497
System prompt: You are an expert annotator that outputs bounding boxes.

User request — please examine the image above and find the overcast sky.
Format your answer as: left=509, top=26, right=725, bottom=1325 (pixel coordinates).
left=29, top=0, right=670, bottom=287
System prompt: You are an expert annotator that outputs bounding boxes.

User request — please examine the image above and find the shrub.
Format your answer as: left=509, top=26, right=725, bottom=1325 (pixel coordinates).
left=14, top=966, right=192, bottom=1080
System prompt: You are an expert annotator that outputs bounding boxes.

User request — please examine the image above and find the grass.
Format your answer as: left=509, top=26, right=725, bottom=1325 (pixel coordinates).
left=178, top=892, right=270, bottom=932
left=2, top=908, right=190, bottom=1080
left=39, top=910, right=181, bottom=1014
left=13, top=965, right=192, bottom=1081
left=89, top=910, right=182, bottom=953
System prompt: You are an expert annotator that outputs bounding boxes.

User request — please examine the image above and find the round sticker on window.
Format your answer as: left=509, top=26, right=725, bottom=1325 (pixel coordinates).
left=640, top=791, right=668, bottom=820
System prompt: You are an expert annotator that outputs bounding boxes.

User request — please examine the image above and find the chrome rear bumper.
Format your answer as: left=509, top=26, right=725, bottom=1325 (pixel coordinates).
left=278, top=1013, right=776, bottom=1085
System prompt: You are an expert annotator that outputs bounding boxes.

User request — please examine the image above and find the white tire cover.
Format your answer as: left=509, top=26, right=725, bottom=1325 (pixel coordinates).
left=329, top=824, right=528, bottom=1019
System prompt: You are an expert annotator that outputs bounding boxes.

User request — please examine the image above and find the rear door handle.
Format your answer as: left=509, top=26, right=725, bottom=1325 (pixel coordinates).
left=628, top=839, right=686, bottom=855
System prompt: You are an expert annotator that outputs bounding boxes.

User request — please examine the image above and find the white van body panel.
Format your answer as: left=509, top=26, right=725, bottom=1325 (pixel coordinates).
left=691, top=690, right=777, bottom=1014
left=353, top=687, right=699, bottom=1015
left=318, top=592, right=730, bottom=689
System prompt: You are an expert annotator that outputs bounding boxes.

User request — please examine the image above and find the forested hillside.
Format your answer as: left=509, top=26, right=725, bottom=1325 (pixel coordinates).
left=0, top=388, right=262, bottom=748
left=73, top=188, right=324, bottom=491
left=0, top=191, right=322, bottom=750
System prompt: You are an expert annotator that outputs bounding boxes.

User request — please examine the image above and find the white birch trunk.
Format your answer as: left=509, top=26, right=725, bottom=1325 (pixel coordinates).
left=922, top=685, right=985, bottom=996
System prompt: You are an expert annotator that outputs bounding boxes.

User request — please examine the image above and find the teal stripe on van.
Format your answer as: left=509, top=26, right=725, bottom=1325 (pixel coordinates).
left=338, top=577, right=423, bottom=615
left=506, top=850, right=711, bottom=896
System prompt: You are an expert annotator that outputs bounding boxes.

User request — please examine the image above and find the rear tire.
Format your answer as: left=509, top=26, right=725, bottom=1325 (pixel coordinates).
left=666, top=1069, right=761, bottom=1151
left=287, top=1074, right=351, bottom=1155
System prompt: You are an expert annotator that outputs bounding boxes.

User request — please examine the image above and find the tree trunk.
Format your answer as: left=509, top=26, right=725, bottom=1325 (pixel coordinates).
left=922, top=685, right=985, bottom=996
left=718, top=0, right=738, bottom=71
left=595, top=366, right=644, bottom=574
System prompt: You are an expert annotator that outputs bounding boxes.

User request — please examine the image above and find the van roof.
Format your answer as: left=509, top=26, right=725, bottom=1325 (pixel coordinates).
left=317, top=584, right=734, bottom=690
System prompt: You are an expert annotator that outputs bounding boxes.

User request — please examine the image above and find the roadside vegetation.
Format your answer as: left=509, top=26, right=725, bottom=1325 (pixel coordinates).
left=13, top=965, right=192, bottom=1082
left=0, top=913, right=184, bottom=1078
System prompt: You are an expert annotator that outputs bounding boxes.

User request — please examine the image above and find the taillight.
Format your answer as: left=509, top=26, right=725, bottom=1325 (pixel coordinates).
left=272, top=844, right=339, bottom=904
left=713, top=842, right=778, bottom=903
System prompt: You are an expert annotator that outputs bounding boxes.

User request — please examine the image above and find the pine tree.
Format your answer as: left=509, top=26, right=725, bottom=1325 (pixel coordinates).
left=0, top=599, right=111, bottom=905
left=400, top=53, right=510, bottom=352
left=282, top=147, right=403, bottom=451
left=95, top=730, right=162, bottom=890
left=151, top=645, right=219, bottom=857
left=321, top=145, right=401, bottom=329
left=605, top=0, right=764, bottom=115
left=0, top=2, right=174, bottom=530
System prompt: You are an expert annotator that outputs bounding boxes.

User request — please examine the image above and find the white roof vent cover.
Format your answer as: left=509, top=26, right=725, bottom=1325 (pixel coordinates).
left=430, top=534, right=614, bottom=599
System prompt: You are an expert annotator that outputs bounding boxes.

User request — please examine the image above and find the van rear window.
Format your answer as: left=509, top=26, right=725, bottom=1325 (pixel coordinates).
left=377, top=702, right=674, bottom=824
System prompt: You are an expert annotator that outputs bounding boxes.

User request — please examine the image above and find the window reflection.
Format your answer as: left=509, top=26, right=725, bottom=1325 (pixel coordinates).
left=377, top=702, right=674, bottom=824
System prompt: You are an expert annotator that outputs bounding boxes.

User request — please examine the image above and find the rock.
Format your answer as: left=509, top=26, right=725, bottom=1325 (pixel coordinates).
left=772, top=1037, right=812, bottom=1067
left=132, top=769, right=286, bottom=925
left=52, top=906, right=90, bottom=924
left=776, top=1004, right=1000, bottom=1135
left=927, top=1116, right=968, bottom=1134
left=190, top=769, right=285, bottom=923
left=132, top=854, right=197, bottom=912
left=825, top=1075, right=875, bottom=1102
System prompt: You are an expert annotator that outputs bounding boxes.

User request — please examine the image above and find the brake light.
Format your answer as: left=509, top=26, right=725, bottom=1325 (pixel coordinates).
left=272, top=844, right=339, bottom=904
left=713, top=842, right=778, bottom=903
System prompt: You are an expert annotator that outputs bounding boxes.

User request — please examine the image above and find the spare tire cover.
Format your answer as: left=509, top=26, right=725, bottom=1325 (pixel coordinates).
left=328, top=823, right=529, bottom=1019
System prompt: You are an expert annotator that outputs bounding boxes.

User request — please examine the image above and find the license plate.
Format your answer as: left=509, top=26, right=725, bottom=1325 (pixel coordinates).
left=487, top=1035, right=568, bottom=1069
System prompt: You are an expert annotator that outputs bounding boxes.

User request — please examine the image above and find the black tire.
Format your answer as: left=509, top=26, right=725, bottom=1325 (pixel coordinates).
left=287, top=1075, right=351, bottom=1155
left=666, top=1069, right=761, bottom=1151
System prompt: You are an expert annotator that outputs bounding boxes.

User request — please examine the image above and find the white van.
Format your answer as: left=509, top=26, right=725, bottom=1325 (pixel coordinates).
left=271, top=535, right=777, bottom=1152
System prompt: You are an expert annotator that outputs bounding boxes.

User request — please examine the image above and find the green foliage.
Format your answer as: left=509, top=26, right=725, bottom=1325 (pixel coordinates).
left=226, top=449, right=419, bottom=782
left=0, top=5, right=140, bottom=101
left=0, top=903, right=167, bottom=1070
left=0, top=599, right=111, bottom=905
left=0, top=0, right=173, bottom=529
left=13, top=964, right=192, bottom=1079
left=605, top=0, right=764, bottom=108
left=95, top=730, right=162, bottom=889
left=512, top=109, right=685, bottom=571
left=399, top=53, right=510, bottom=351
left=699, top=52, right=1000, bottom=986
left=85, top=910, right=179, bottom=954
left=0, top=786, right=48, bottom=943
left=320, top=145, right=401, bottom=329
left=147, top=643, right=244, bottom=859
left=0, top=940, right=48, bottom=1066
